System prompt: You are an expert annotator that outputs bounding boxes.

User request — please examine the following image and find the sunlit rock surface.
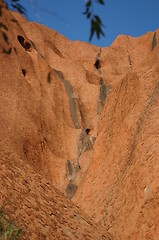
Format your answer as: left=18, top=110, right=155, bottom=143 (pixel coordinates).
left=0, top=4, right=159, bottom=239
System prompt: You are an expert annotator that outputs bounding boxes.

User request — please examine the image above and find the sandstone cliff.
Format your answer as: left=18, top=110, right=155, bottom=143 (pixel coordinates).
left=0, top=4, right=158, bottom=240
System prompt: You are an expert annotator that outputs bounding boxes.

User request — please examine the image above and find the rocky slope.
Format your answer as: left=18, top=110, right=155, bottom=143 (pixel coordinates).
left=0, top=141, right=111, bottom=240
left=73, top=30, right=159, bottom=240
left=0, top=3, right=159, bottom=239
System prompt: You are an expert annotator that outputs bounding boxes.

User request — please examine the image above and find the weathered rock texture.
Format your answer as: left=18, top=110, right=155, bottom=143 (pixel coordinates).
left=0, top=3, right=159, bottom=240
left=73, top=28, right=159, bottom=240
left=0, top=142, right=111, bottom=239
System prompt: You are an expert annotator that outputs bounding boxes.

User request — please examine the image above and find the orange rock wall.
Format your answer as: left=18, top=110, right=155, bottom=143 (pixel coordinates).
left=0, top=4, right=158, bottom=240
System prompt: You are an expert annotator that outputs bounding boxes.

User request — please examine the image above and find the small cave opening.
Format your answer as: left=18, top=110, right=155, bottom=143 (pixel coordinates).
left=47, top=72, right=52, bottom=83
left=85, top=128, right=90, bottom=135
left=17, top=35, right=31, bottom=50
left=94, top=59, right=101, bottom=69
left=22, top=69, right=27, bottom=76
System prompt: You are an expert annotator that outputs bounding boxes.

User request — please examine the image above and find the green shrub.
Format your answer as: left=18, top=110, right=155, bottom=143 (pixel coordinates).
left=0, top=208, right=22, bottom=240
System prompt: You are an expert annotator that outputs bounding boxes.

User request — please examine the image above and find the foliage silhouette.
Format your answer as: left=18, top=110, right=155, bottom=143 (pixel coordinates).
left=83, top=0, right=105, bottom=41
left=1, top=0, right=105, bottom=42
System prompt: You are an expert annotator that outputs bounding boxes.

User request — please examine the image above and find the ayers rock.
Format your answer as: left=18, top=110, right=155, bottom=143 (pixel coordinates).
left=0, top=4, right=159, bottom=240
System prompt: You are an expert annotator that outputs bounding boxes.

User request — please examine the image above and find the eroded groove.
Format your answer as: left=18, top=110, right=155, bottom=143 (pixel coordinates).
left=66, top=180, right=77, bottom=199
left=67, top=159, right=73, bottom=177
left=77, top=128, right=93, bottom=157
left=126, top=81, right=159, bottom=165
left=100, top=77, right=107, bottom=107
left=127, top=50, right=132, bottom=66
left=152, top=32, right=157, bottom=50
left=54, top=69, right=81, bottom=129
left=66, top=128, right=94, bottom=199
left=103, top=81, right=159, bottom=208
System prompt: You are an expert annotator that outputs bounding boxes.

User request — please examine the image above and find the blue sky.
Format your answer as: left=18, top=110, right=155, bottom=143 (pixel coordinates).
left=16, top=0, right=159, bottom=47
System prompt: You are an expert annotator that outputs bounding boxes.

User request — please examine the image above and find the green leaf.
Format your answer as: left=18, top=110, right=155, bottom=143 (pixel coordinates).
left=11, top=3, right=26, bottom=14
left=83, top=1, right=92, bottom=15
left=89, top=20, right=95, bottom=41
left=83, top=7, right=89, bottom=15
left=86, top=12, right=91, bottom=19
left=89, top=16, right=105, bottom=41
left=86, top=0, right=92, bottom=8
left=94, top=15, right=102, bottom=24
left=95, top=0, right=105, bottom=5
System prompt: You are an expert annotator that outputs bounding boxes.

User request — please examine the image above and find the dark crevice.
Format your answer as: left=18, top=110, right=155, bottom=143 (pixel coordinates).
left=128, top=52, right=132, bottom=66
left=47, top=72, right=52, bottom=83
left=22, top=69, right=27, bottom=76
left=13, top=47, right=17, bottom=54
left=75, top=128, right=94, bottom=173
left=94, top=48, right=102, bottom=70
left=30, top=40, right=45, bottom=59
left=94, top=59, right=101, bottom=69
left=152, top=32, right=157, bottom=50
left=85, top=128, right=90, bottom=135
left=17, top=35, right=31, bottom=51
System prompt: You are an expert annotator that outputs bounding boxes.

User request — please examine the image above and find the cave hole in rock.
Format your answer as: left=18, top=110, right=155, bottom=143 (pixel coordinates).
left=94, top=59, right=101, bottom=69
left=22, top=69, right=27, bottom=76
left=47, top=72, right=52, bottom=83
left=85, top=128, right=90, bottom=135
left=17, top=35, right=31, bottom=50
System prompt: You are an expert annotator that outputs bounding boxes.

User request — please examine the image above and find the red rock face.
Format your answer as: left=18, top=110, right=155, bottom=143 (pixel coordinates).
left=73, top=31, right=159, bottom=240
left=0, top=4, right=158, bottom=240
